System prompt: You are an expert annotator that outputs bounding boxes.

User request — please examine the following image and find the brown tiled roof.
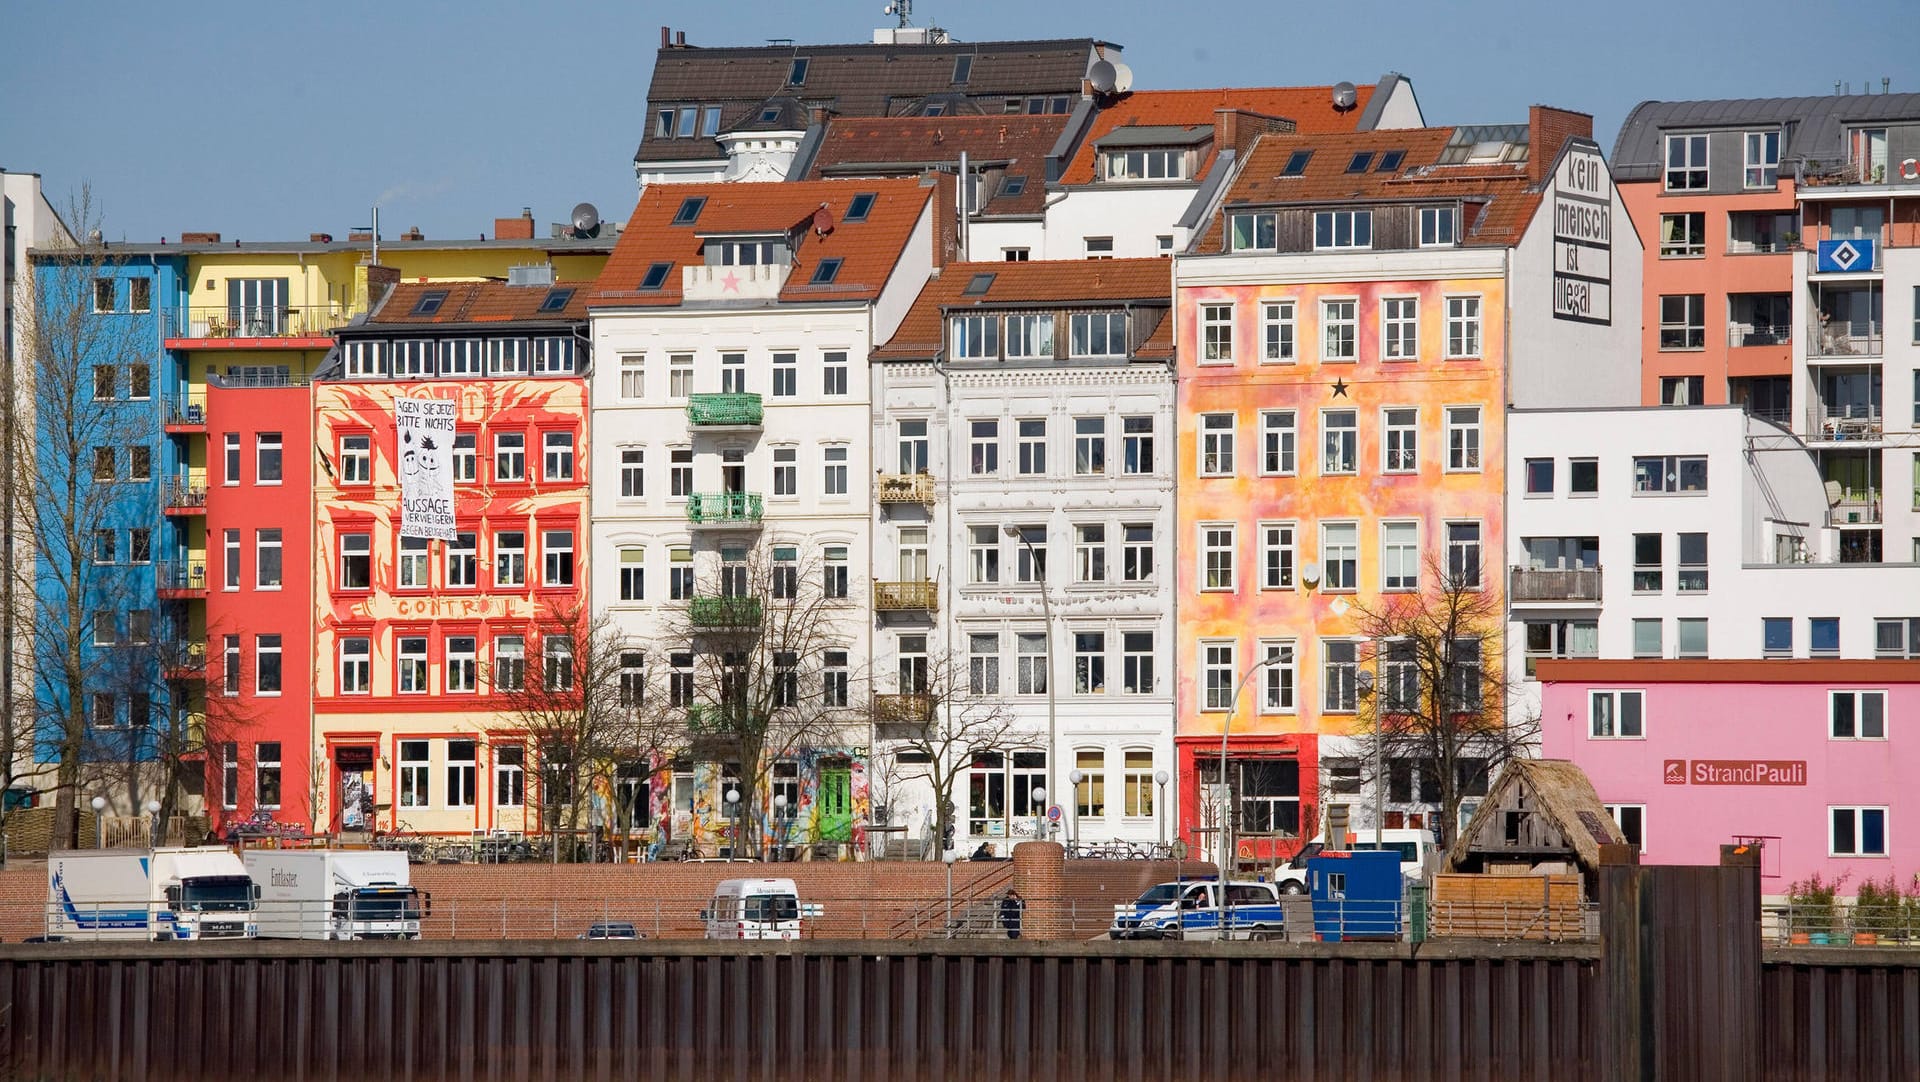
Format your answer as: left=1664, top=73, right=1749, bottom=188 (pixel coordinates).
left=873, top=258, right=1172, bottom=361
left=637, top=38, right=1105, bottom=163
left=803, top=115, right=1069, bottom=215
left=1058, top=86, right=1379, bottom=185
left=366, top=280, right=595, bottom=325
left=1197, top=128, right=1544, bottom=250
left=590, top=178, right=933, bottom=308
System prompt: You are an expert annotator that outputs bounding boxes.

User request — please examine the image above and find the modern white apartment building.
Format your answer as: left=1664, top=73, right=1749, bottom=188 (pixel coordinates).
left=868, top=259, right=1178, bottom=853
left=586, top=178, right=936, bottom=855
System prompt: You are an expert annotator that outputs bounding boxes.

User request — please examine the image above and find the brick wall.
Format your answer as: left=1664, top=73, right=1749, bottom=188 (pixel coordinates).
left=1528, top=104, right=1596, bottom=185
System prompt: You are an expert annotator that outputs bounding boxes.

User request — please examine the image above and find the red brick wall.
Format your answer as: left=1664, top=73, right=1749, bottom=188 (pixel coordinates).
left=1528, top=104, right=1596, bottom=185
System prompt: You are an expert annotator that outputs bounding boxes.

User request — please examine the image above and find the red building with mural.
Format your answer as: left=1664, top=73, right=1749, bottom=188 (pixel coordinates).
left=314, top=277, right=592, bottom=838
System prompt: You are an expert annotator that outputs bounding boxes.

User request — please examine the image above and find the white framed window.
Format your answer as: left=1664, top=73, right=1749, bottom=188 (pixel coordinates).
left=1013, top=525, right=1047, bottom=584
left=256, top=634, right=282, bottom=695
left=445, top=740, right=477, bottom=809
left=452, top=433, right=476, bottom=483
left=1830, top=807, right=1888, bottom=857
left=1446, top=521, right=1482, bottom=589
left=1073, top=633, right=1106, bottom=694
left=1017, top=419, right=1047, bottom=475
left=493, top=635, right=525, bottom=692
left=1589, top=690, right=1644, bottom=738
left=1604, top=804, right=1646, bottom=851
left=1074, top=417, right=1106, bottom=475
left=1445, top=406, right=1481, bottom=472
left=823, top=545, right=848, bottom=599
left=1122, top=524, right=1154, bottom=583
left=1321, top=299, right=1358, bottom=361
left=1121, top=632, right=1154, bottom=695
left=1084, top=236, right=1114, bottom=259
left=256, top=433, right=283, bottom=484
left=446, top=636, right=476, bottom=693
left=897, top=418, right=930, bottom=475
left=533, top=336, right=576, bottom=375
left=543, top=432, right=575, bottom=482
left=256, top=529, right=283, bottom=589
left=1070, top=311, right=1129, bottom=358
left=667, top=354, right=693, bottom=399
left=494, top=432, right=526, bottom=483
left=1201, top=640, right=1236, bottom=710
left=970, top=419, right=1000, bottom=475
left=1419, top=206, right=1456, bottom=247
left=223, top=433, right=240, bottom=486
left=1200, top=304, right=1234, bottom=364
left=719, top=352, right=746, bottom=394
left=619, top=354, right=646, bottom=399
left=543, top=635, right=574, bottom=692
left=393, top=340, right=434, bottom=379
left=487, top=339, right=527, bottom=376
left=495, top=747, right=525, bottom=808
left=1322, top=639, right=1358, bottom=713
left=1322, top=521, right=1358, bottom=591
left=1260, top=410, right=1295, bottom=475
left=397, top=536, right=429, bottom=590
left=345, top=341, right=388, bottom=378
left=1381, top=297, right=1418, bottom=361
left=221, top=744, right=239, bottom=810
left=1123, top=750, right=1155, bottom=816
left=1017, top=632, right=1049, bottom=694
left=969, top=525, right=1000, bottom=584
left=339, top=533, right=372, bottom=591
left=340, top=435, right=371, bottom=484
left=772, top=446, right=797, bottom=496
left=1381, top=520, right=1419, bottom=591
left=668, top=448, right=692, bottom=497
left=1201, top=523, right=1236, bottom=591
left=255, top=743, right=282, bottom=809
left=951, top=314, right=1000, bottom=359
left=442, top=339, right=482, bottom=377
left=1632, top=455, right=1708, bottom=494
left=1261, top=301, right=1295, bottom=363
left=771, top=352, right=797, bottom=398
left=968, top=633, right=1001, bottom=696
left=1200, top=413, right=1235, bottom=476
left=397, top=636, right=428, bottom=694
left=1075, top=524, right=1107, bottom=583
left=542, top=529, right=574, bottom=587
left=822, top=351, right=849, bottom=396
left=619, top=546, right=645, bottom=602
left=398, top=741, right=431, bottom=808
left=1320, top=409, right=1357, bottom=475
left=1258, top=639, right=1295, bottom=712
left=1230, top=212, right=1277, bottom=252
left=1260, top=522, right=1295, bottom=590
left=1103, top=147, right=1187, bottom=181
left=447, top=532, right=476, bottom=589
left=1383, top=408, right=1417, bottom=473
left=1744, top=131, right=1780, bottom=188
left=620, top=448, right=644, bottom=498
left=1830, top=690, right=1887, bottom=740
left=494, top=530, right=526, bottom=588
left=223, top=529, right=241, bottom=590
left=1664, top=134, right=1708, bottom=191
left=1313, top=210, right=1372, bottom=250
left=1444, top=296, right=1481, bottom=358
left=221, top=635, right=240, bottom=697
left=1006, top=314, right=1056, bottom=359
left=823, top=445, right=849, bottom=495
left=1122, top=416, right=1153, bottom=475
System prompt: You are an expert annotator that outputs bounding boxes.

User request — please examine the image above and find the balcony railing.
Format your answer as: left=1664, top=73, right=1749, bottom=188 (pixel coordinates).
left=686, top=393, right=764, bottom=427
left=1725, top=237, right=1798, bottom=255
left=1807, top=405, right=1882, bottom=442
left=1508, top=566, right=1603, bottom=603
left=1806, top=244, right=1882, bottom=275
left=163, top=642, right=207, bottom=681
left=873, top=693, right=934, bottom=725
left=164, top=396, right=207, bottom=428
left=687, top=596, right=764, bottom=629
left=686, top=492, right=763, bottom=527
left=1726, top=324, right=1790, bottom=348
left=211, top=369, right=312, bottom=389
left=876, top=473, right=936, bottom=505
left=1826, top=484, right=1880, bottom=526
left=157, top=561, right=207, bottom=595
left=1807, top=323, right=1882, bottom=358
left=686, top=704, right=757, bottom=735
left=163, top=479, right=207, bottom=510
left=874, top=580, right=938, bottom=612
left=165, top=304, right=350, bottom=340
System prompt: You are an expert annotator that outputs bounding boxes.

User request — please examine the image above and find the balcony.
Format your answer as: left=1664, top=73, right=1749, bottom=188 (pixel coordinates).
left=1807, top=321, right=1882, bottom=359
left=876, top=472, right=936, bottom=506
left=686, top=393, right=764, bottom=428
left=1508, top=566, right=1603, bottom=605
left=163, top=479, right=207, bottom=515
left=164, top=304, right=348, bottom=348
left=686, top=704, right=757, bottom=736
left=163, top=396, right=207, bottom=432
left=686, top=492, right=763, bottom=529
left=687, top=596, right=764, bottom=629
left=1806, top=241, right=1882, bottom=276
left=874, top=580, right=938, bottom=613
left=1807, top=404, right=1882, bottom=443
left=1725, top=323, right=1790, bottom=349
left=163, top=642, right=207, bottom=683
left=873, top=693, right=934, bottom=726
left=157, top=561, right=207, bottom=599
left=681, top=263, right=789, bottom=303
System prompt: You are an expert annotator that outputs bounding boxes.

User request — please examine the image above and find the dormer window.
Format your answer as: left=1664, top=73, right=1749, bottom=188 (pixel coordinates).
left=952, top=55, right=973, bottom=83
left=1313, top=210, right=1372, bottom=251
left=1419, top=207, right=1456, bottom=247
left=951, top=314, right=1000, bottom=360
left=1001, top=175, right=1027, bottom=197
left=1069, top=312, right=1127, bottom=358
left=705, top=236, right=783, bottom=267
left=1103, top=148, right=1188, bottom=182
left=1229, top=212, right=1278, bottom=252
left=760, top=107, right=782, bottom=123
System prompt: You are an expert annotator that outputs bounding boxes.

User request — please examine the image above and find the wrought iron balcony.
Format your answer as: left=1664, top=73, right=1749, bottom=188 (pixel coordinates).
left=686, top=704, right=757, bottom=735
left=164, top=303, right=350, bottom=342
left=686, top=393, right=764, bottom=427
left=1508, top=566, right=1603, bottom=604
left=163, top=642, right=207, bottom=682
left=163, top=479, right=207, bottom=513
left=873, top=693, right=934, bottom=725
left=876, top=472, right=936, bottom=505
left=164, top=396, right=207, bottom=430
left=874, top=580, right=938, bottom=612
left=157, top=561, right=207, bottom=598
left=686, top=492, right=764, bottom=528
left=688, top=596, right=764, bottom=629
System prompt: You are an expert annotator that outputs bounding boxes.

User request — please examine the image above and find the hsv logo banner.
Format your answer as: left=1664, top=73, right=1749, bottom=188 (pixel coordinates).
left=395, top=396, right=456, bottom=540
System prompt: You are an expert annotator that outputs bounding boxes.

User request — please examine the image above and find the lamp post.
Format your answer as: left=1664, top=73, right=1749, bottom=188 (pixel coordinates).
left=725, top=788, right=741, bottom=862
left=1067, top=768, right=1085, bottom=847
left=1003, top=525, right=1056, bottom=832
left=1153, top=769, right=1170, bottom=847
left=1357, top=660, right=1384, bottom=849
left=1030, top=785, right=1047, bottom=845
left=89, top=796, right=107, bottom=849
left=772, top=793, right=788, bottom=861
left=944, top=850, right=959, bottom=936
left=1213, top=653, right=1286, bottom=875
left=145, top=799, right=163, bottom=849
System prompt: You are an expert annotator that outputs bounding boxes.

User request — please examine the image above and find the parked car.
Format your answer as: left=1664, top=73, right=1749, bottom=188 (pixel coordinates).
left=579, top=921, right=643, bottom=940
left=1109, top=879, right=1287, bottom=941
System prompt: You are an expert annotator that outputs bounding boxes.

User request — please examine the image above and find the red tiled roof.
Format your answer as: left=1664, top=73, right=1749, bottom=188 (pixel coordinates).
left=1197, top=128, right=1544, bottom=250
left=1059, top=86, right=1379, bottom=185
left=873, top=258, right=1172, bottom=361
left=368, top=280, right=596, bottom=324
left=590, top=178, right=934, bottom=308
left=803, top=115, right=1069, bottom=215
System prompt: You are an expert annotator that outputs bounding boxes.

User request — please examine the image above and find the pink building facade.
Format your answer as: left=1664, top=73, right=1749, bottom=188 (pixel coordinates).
left=1539, top=659, right=1920, bottom=895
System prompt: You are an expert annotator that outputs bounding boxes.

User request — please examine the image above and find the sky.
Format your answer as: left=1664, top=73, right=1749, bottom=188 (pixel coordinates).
left=1, top=0, right=1913, bottom=243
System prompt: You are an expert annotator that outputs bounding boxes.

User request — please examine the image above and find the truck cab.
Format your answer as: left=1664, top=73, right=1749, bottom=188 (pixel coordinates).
left=161, top=874, right=259, bottom=940
left=48, top=848, right=260, bottom=941
left=701, top=878, right=816, bottom=940
left=1108, top=879, right=1286, bottom=941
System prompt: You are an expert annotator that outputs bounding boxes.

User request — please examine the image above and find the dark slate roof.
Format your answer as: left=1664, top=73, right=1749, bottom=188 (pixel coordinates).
left=1094, top=124, right=1214, bottom=149
left=798, top=115, right=1070, bottom=215
left=1611, top=93, right=1920, bottom=182
left=637, top=37, right=1111, bottom=164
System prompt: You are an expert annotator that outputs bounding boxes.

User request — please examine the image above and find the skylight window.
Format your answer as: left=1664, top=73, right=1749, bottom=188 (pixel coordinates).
left=963, top=273, right=996, bottom=296
left=1281, top=150, right=1313, bottom=177
left=1345, top=151, right=1374, bottom=174
left=809, top=259, right=843, bottom=285
left=639, top=263, right=672, bottom=291
left=538, top=288, right=575, bottom=312
left=411, top=291, right=449, bottom=317
left=787, top=58, right=810, bottom=86
left=1002, top=175, right=1027, bottom=197
left=953, top=55, right=973, bottom=83
left=924, top=103, right=947, bottom=117
left=672, top=196, right=706, bottom=226
left=845, top=192, right=877, bottom=223
left=1376, top=150, right=1405, bottom=173
left=760, top=107, right=781, bottom=123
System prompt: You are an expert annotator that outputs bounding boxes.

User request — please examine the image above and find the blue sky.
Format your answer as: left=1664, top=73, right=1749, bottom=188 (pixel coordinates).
left=1, top=0, right=1911, bottom=242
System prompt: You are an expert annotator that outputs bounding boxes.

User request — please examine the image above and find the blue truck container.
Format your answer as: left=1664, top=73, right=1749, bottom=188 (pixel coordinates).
left=1309, top=850, right=1404, bottom=941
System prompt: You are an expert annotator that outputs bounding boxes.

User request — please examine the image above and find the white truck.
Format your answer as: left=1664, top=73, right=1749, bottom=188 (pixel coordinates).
left=244, top=849, right=427, bottom=940
left=701, top=877, right=821, bottom=940
left=47, top=847, right=259, bottom=941
left=1273, top=829, right=1437, bottom=894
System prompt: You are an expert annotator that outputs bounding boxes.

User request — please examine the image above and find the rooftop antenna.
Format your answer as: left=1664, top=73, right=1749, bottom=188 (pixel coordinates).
left=883, top=0, right=911, bottom=27
left=353, top=205, right=381, bottom=265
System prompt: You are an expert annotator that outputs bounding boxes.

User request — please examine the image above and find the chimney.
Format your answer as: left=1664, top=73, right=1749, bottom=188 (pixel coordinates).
left=180, top=232, right=220, bottom=244
left=310, top=233, right=333, bottom=243
left=348, top=231, right=373, bottom=242
left=676, top=30, right=686, bottom=46
left=1214, top=108, right=1239, bottom=155
left=493, top=211, right=536, bottom=240
left=661, top=25, right=670, bottom=48
left=400, top=226, right=425, bottom=241
left=1528, top=104, right=1594, bottom=186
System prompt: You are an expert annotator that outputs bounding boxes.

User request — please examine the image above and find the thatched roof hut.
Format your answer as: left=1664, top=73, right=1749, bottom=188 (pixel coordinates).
left=1445, top=759, right=1624, bottom=876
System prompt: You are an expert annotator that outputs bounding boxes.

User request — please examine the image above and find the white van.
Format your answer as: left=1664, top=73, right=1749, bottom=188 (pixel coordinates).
left=1273, top=828, right=1436, bottom=893
left=701, top=877, right=818, bottom=940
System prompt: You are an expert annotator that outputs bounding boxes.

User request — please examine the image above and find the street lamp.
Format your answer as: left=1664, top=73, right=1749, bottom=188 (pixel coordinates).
left=725, top=788, right=741, bottom=862
left=772, top=793, right=789, bottom=861
left=1003, top=524, right=1056, bottom=831
left=1153, top=769, right=1170, bottom=847
left=1067, top=768, right=1085, bottom=846
left=944, top=849, right=959, bottom=936
left=145, top=799, right=162, bottom=849
left=1030, top=785, right=1047, bottom=844
left=89, top=796, right=107, bottom=849
left=1213, top=653, right=1287, bottom=876
left=1357, top=663, right=1385, bottom=849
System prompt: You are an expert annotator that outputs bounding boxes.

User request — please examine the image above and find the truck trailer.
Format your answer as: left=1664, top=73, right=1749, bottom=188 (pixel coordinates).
left=244, top=849, right=426, bottom=940
left=47, top=847, right=259, bottom=941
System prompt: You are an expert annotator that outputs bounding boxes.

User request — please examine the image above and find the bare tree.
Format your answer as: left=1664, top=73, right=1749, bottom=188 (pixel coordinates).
left=1348, top=554, right=1539, bottom=839
left=874, top=647, right=1025, bottom=859
left=7, top=189, right=157, bottom=848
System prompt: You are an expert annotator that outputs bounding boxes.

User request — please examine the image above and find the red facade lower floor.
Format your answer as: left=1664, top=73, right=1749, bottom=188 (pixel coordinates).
left=1174, top=733, right=1320, bottom=865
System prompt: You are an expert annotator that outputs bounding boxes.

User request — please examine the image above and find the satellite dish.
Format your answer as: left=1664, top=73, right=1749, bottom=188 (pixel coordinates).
left=1300, top=561, right=1321, bottom=587
left=1110, top=61, right=1133, bottom=94
left=570, top=202, right=601, bottom=238
left=1087, top=59, right=1116, bottom=95
left=1332, top=82, right=1358, bottom=110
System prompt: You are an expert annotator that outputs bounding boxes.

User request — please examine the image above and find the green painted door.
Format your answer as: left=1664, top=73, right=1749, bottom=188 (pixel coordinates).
left=818, top=764, right=852, bottom=843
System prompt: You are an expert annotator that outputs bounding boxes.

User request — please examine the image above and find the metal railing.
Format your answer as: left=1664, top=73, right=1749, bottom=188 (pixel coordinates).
left=212, top=369, right=312, bottom=389
left=1508, top=565, right=1603, bottom=602
left=1726, top=237, right=1797, bottom=255
left=164, top=396, right=207, bottom=426
left=872, top=693, right=933, bottom=724
left=1806, top=404, right=1882, bottom=441
left=163, top=479, right=206, bottom=509
left=874, top=580, right=938, bottom=611
left=1807, top=323, right=1883, bottom=357
left=156, top=560, right=207, bottom=593
left=1726, top=323, right=1790, bottom=348
left=1767, top=903, right=1920, bottom=946
left=686, top=392, right=764, bottom=427
left=875, top=472, right=936, bottom=505
left=165, top=304, right=350, bottom=339
left=687, top=595, right=763, bottom=628
left=685, top=492, right=763, bottom=526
